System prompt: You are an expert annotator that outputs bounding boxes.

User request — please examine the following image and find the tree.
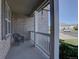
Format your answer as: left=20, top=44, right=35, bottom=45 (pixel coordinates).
left=73, top=25, right=78, bottom=30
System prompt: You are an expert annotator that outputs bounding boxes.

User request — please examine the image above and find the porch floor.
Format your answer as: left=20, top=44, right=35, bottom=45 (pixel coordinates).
left=6, top=40, right=48, bottom=59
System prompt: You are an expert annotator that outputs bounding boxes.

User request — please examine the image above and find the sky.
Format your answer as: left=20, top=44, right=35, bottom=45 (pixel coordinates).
left=59, top=0, right=78, bottom=24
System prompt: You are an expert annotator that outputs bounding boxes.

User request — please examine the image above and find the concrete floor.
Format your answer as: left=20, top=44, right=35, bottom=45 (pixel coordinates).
left=6, top=40, right=48, bottom=59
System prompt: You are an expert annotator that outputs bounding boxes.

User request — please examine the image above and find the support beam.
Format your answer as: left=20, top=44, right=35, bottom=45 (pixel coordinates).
left=34, top=13, right=36, bottom=46
left=50, top=0, right=59, bottom=59
left=1, top=0, right=3, bottom=39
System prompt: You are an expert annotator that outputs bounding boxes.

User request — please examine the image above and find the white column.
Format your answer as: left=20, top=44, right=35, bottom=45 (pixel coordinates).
left=35, top=11, right=38, bottom=32
left=50, top=0, right=59, bottom=59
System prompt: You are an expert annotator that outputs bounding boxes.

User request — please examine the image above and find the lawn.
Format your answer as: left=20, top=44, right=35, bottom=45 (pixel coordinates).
left=61, top=39, right=78, bottom=46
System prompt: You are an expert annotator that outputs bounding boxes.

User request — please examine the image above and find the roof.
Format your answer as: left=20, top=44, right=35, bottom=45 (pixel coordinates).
left=7, top=0, right=49, bottom=16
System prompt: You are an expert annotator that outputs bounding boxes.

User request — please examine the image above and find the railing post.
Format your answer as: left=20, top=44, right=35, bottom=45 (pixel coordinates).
left=50, top=0, right=59, bottom=59
left=28, top=31, right=31, bottom=40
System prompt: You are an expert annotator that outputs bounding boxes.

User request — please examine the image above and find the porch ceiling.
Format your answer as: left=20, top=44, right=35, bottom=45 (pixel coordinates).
left=7, top=0, right=46, bottom=16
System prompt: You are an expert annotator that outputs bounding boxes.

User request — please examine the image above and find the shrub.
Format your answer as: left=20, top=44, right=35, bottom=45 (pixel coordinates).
left=60, top=40, right=78, bottom=59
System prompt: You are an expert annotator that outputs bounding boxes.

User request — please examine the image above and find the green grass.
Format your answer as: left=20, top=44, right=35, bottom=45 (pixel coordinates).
left=61, top=39, right=78, bottom=46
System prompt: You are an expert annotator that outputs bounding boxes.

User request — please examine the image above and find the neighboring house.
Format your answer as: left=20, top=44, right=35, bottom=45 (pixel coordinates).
left=60, top=23, right=78, bottom=31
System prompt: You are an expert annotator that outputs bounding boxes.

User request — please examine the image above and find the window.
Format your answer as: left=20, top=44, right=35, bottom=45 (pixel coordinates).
left=2, top=1, right=11, bottom=39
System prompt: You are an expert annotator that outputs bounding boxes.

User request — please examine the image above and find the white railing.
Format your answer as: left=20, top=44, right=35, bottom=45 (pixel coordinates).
left=30, top=31, right=50, bottom=56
